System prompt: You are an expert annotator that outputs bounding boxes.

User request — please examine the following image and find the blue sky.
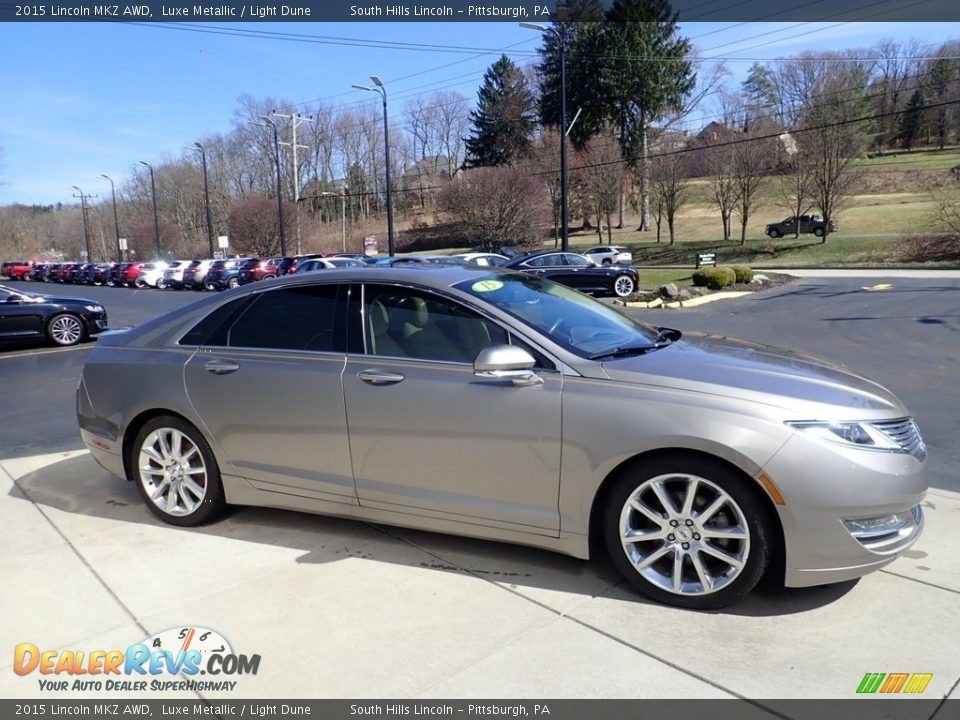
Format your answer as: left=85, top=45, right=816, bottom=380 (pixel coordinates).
left=1, top=20, right=958, bottom=205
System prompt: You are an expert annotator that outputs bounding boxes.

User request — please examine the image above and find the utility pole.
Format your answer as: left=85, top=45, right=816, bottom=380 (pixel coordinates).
left=100, top=175, right=123, bottom=262
left=193, top=143, right=216, bottom=259
left=272, top=110, right=311, bottom=256
left=252, top=117, right=287, bottom=257
left=71, top=186, right=98, bottom=262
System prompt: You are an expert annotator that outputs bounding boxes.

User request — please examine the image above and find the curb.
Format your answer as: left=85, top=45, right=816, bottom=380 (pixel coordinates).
left=622, top=291, right=754, bottom=309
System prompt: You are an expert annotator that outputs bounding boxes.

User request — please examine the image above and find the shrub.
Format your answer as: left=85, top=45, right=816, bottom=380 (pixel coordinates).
left=731, top=265, right=754, bottom=283
left=692, top=267, right=736, bottom=289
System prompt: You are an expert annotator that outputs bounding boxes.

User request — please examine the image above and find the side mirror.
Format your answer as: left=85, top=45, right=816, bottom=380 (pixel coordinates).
left=6, top=295, right=23, bottom=304
left=474, top=345, right=541, bottom=386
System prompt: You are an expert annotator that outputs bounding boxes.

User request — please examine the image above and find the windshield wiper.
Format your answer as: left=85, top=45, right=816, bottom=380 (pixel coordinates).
left=589, top=328, right=680, bottom=361
left=589, top=343, right=668, bottom=361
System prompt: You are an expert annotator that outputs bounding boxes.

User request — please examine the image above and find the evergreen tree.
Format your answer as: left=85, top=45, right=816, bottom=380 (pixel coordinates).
left=898, top=88, right=926, bottom=150
left=464, top=55, right=536, bottom=168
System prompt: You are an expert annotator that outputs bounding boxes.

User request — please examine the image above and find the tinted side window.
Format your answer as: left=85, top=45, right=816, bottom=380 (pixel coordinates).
left=228, top=284, right=344, bottom=352
left=179, top=297, right=254, bottom=347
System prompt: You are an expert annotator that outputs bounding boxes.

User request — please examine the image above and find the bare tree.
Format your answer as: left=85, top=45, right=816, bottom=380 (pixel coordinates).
left=649, top=145, right=689, bottom=246
left=705, top=141, right=739, bottom=242
left=779, top=141, right=815, bottom=238
left=732, top=129, right=773, bottom=245
left=581, top=134, right=623, bottom=243
left=435, top=167, right=547, bottom=250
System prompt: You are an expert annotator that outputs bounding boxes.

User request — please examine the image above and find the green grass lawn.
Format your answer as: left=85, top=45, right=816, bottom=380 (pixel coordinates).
left=852, top=147, right=960, bottom=172
left=636, top=268, right=696, bottom=290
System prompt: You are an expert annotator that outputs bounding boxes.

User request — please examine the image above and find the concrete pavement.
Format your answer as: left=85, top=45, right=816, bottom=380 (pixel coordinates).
left=2, top=449, right=958, bottom=703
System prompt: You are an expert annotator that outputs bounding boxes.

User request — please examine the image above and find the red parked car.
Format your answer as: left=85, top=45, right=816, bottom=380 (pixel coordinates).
left=1, top=261, right=33, bottom=280
left=122, top=262, right=149, bottom=287
left=236, top=257, right=290, bottom=285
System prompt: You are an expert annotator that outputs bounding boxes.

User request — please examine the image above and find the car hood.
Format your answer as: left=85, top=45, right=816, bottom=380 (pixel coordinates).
left=599, top=331, right=903, bottom=415
left=23, top=295, right=97, bottom=306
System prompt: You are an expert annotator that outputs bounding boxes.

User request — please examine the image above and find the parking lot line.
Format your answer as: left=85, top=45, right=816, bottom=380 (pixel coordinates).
left=0, top=344, right=91, bottom=360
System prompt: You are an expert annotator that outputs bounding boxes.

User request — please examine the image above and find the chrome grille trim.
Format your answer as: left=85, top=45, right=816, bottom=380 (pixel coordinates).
left=871, top=418, right=926, bottom=460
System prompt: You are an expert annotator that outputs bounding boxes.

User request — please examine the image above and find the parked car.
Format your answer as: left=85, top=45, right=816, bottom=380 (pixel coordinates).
left=59, top=263, right=81, bottom=283
left=122, top=262, right=148, bottom=287
left=237, top=257, right=290, bottom=285
left=84, top=263, right=115, bottom=286
left=1, top=282, right=107, bottom=346
left=502, top=251, right=638, bottom=298
left=204, top=259, right=244, bottom=290
left=452, top=253, right=510, bottom=267
left=373, top=256, right=434, bottom=267
left=160, top=261, right=190, bottom=289
left=181, top=260, right=215, bottom=290
left=76, top=267, right=927, bottom=609
left=108, top=263, right=132, bottom=287
left=46, top=263, right=66, bottom=283
left=583, top=245, right=633, bottom=266
left=134, top=262, right=169, bottom=289
left=330, top=253, right=377, bottom=265
left=1, top=260, right=33, bottom=281
left=71, top=263, right=95, bottom=284
left=30, top=263, right=50, bottom=282
left=765, top=215, right=839, bottom=238
left=294, top=258, right=367, bottom=273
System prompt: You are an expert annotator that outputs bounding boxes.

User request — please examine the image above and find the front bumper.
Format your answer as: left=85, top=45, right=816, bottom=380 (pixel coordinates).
left=762, top=433, right=927, bottom=587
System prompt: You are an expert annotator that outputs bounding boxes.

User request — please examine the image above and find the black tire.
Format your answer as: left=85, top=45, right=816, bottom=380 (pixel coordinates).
left=46, top=313, right=86, bottom=346
left=156, top=279, right=168, bottom=290
left=602, top=258, right=613, bottom=266
left=130, top=416, right=226, bottom=527
left=602, top=454, right=775, bottom=610
left=813, top=227, right=825, bottom=237
left=134, top=277, right=148, bottom=289
left=227, top=277, right=239, bottom=289
left=767, top=229, right=781, bottom=238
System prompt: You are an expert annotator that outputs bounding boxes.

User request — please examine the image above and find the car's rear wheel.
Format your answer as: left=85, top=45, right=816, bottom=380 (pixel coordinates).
left=132, top=417, right=226, bottom=527
left=602, top=455, right=773, bottom=609
left=156, top=278, right=168, bottom=290
left=602, top=258, right=613, bottom=266
left=613, top=275, right=635, bottom=298
left=47, top=313, right=86, bottom=346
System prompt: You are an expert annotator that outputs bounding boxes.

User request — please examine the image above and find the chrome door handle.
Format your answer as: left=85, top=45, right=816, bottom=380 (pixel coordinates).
left=204, top=359, right=240, bottom=375
left=358, top=369, right=405, bottom=386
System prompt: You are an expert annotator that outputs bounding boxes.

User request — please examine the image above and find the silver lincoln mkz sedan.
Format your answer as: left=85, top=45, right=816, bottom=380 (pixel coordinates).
left=77, top=267, right=927, bottom=609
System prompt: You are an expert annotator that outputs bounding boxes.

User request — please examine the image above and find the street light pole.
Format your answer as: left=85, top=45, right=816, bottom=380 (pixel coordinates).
left=253, top=118, right=287, bottom=257
left=71, top=185, right=95, bottom=262
left=193, top=142, right=216, bottom=259
left=521, top=22, right=568, bottom=252
left=138, top=161, right=161, bottom=258
left=352, top=76, right=395, bottom=256
left=100, top=174, right=122, bottom=262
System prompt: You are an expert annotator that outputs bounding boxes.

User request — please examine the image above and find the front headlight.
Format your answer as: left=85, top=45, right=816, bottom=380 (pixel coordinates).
left=84, top=304, right=104, bottom=313
left=785, top=421, right=904, bottom=452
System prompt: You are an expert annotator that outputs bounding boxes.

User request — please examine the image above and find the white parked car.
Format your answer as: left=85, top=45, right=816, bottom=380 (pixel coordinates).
left=452, top=252, right=510, bottom=267
left=134, top=262, right=169, bottom=288
left=584, top=245, right=633, bottom=266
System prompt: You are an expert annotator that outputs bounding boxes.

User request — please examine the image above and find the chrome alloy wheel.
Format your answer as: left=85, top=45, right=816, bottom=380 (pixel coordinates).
left=613, top=275, right=635, bottom=297
left=49, top=315, right=83, bottom=345
left=138, top=428, right=208, bottom=516
left=619, top=473, right=751, bottom=595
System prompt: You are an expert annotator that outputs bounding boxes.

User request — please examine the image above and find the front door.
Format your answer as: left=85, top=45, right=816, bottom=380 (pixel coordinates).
left=343, top=283, right=563, bottom=535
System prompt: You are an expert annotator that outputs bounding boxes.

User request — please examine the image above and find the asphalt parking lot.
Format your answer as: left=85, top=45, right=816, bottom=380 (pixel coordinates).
left=1, top=276, right=958, bottom=707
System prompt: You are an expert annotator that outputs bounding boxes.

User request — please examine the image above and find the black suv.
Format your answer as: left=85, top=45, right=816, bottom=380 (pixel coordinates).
left=765, top=215, right=839, bottom=238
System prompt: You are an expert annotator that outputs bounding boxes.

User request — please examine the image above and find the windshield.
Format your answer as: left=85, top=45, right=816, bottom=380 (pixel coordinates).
left=453, top=273, right=663, bottom=358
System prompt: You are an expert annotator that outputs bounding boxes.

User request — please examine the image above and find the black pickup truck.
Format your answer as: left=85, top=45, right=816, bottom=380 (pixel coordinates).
left=765, top=214, right=838, bottom=238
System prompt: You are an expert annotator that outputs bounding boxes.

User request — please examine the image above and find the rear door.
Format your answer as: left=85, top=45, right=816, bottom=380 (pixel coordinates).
left=182, top=283, right=358, bottom=504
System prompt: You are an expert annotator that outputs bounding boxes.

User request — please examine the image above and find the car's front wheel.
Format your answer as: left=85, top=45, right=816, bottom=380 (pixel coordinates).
left=602, top=455, right=774, bottom=609
left=132, top=416, right=226, bottom=527
left=227, top=277, right=239, bottom=289
left=813, top=227, right=825, bottom=237
left=47, top=313, right=86, bottom=346
left=767, top=228, right=781, bottom=238
left=613, top=275, right=635, bottom=298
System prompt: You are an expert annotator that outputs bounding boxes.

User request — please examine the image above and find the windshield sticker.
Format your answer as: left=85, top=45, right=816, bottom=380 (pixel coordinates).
left=472, top=279, right=504, bottom=293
